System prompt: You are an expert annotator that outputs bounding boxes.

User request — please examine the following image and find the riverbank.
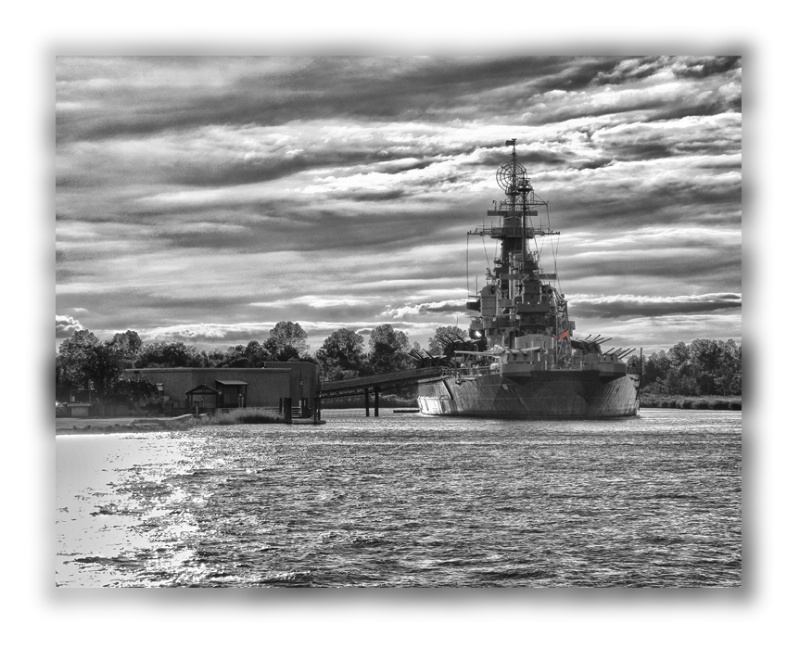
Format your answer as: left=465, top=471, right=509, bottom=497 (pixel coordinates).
left=56, top=415, right=195, bottom=434
left=639, top=394, right=741, bottom=410
left=55, top=395, right=739, bottom=433
left=56, top=411, right=323, bottom=434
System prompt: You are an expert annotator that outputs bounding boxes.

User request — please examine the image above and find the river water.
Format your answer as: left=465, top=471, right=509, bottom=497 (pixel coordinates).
left=55, top=408, right=741, bottom=588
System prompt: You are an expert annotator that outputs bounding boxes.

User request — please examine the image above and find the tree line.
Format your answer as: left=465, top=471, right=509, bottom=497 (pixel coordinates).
left=55, top=322, right=467, bottom=404
left=636, top=339, right=742, bottom=397
left=56, top=320, right=742, bottom=405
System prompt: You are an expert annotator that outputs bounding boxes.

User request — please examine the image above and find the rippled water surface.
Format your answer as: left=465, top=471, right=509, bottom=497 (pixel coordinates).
left=56, top=409, right=741, bottom=587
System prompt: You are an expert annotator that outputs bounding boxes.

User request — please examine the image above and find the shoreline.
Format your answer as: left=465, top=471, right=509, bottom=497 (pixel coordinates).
left=638, top=395, right=742, bottom=410
left=55, top=403, right=740, bottom=435
left=55, top=414, right=324, bottom=434
left=55, top=415, right=189, bottom=435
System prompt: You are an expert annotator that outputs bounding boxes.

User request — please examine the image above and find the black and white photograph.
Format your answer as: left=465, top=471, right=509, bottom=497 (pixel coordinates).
left=54, top=54, right=742, bottom=590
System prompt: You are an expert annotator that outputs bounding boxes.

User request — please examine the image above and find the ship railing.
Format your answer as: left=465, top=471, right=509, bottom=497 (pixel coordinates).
left=449, top=365, right=501, bottom=379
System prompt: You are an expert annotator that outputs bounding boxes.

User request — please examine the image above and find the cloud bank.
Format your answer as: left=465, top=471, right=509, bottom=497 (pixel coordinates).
left=56, top=56, right=741, bottom=353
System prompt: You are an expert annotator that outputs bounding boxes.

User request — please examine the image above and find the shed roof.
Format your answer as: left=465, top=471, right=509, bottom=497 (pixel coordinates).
left=186, top=384, right=219, bottom=396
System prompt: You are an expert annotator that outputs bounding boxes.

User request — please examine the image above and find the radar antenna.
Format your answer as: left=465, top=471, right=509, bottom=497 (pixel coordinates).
left=496, top=138, right=533, bottom=200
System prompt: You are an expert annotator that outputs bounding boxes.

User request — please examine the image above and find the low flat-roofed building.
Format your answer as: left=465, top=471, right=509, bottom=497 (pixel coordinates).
left=124, top=362, right=319, bottom=417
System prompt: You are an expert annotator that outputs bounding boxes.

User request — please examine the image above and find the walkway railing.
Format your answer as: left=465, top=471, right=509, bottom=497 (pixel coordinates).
left=320, top=366, right=446, bottom=398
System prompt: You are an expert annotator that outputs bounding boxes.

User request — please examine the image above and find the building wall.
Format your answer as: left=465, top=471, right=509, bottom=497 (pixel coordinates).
left=124, top=364, right=319, bottom=411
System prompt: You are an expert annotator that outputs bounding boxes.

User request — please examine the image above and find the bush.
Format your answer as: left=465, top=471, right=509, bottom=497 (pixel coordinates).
left=206, top=408, right=283, bottom=425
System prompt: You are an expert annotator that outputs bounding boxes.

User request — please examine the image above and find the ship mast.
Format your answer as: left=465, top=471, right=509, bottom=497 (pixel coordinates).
left=499, top=139, right=533, bottom=295
left=467, top=139, right=572, bottom=362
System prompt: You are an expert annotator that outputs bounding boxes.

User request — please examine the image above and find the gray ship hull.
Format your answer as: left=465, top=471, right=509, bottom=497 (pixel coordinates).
left=418, top=370, right=640, bottom=419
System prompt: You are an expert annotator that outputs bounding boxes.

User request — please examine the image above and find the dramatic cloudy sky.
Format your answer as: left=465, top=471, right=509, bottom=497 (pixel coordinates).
left=55, top=56, right=741, bottom=354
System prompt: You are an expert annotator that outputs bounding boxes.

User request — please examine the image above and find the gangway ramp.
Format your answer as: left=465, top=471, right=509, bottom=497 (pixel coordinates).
left=319, top=366, right=446, bottom=416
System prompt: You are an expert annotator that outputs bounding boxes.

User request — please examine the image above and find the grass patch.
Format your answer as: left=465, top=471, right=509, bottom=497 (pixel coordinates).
left=204, top=408, right=284, bottom=425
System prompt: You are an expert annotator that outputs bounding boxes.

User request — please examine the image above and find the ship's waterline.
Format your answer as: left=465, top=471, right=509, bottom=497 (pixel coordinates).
left=419, top=371, right=639, bottom=419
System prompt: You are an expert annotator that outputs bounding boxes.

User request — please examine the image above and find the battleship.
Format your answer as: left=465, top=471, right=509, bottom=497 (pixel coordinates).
left=417, top=139, right=641, bottom=419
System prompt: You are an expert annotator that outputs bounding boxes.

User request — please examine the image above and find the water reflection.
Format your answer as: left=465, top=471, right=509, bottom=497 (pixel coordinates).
left=56, top=410, right=742, bottom=587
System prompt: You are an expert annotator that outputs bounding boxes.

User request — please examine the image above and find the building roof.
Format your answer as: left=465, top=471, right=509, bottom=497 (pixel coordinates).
left=215, top=379, right=248, bottom=386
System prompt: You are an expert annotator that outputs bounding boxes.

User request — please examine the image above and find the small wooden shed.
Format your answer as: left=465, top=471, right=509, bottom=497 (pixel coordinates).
left=185, top=384, right=219, bottom=411
left=215, top=379, right=248, bottom=408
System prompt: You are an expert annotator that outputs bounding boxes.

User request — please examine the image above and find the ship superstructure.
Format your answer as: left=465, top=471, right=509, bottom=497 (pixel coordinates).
left=417, top=140, right=640, bottom=419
